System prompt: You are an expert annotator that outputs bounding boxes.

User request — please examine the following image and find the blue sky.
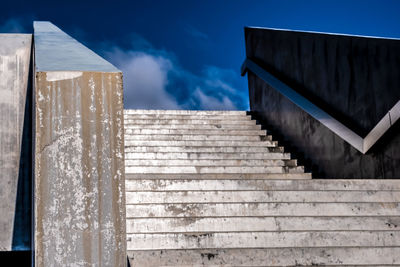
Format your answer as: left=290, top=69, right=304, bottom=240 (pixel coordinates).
left=1, top=0, right=400, bottom=110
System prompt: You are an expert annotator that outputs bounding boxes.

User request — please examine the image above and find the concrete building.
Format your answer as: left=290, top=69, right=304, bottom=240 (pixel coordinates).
left=0, top=22, right=399, bottom=266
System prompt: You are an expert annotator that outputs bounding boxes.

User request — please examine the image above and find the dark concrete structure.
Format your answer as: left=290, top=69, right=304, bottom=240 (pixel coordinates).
left=243, top=27, right=400, bottom=178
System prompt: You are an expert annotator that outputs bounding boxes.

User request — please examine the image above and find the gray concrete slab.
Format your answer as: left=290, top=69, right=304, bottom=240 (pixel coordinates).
left=127, top=216, right=400, bottom=233
left=126, top=190, right=400, bottom=204
left=124, top=128, right=267, bottom=136
left=126, top=202, right=400, bottom=217
left=124, top=152, right=290, bottom=160
left=125, top=179, right=400, bottom=191
left=128, top=248, right=400, bottom=266
left=34, top=22, right=126, bottom=267
left=34, top=21, right=119, bottom=72
left=125, top=173, right=312, bottom=179
left=124, top=109, right=246, bottom=115
left=127, top=231, right=400, bottom=250
left=0, top=34, right=32, bottom=251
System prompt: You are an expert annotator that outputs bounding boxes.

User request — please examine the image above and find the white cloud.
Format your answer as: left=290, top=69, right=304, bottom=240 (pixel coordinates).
left=193, top=87, right=236, bottom=110
left=111, top=49, right=180, bottom=109
left=103, top=34, right=248, bottom=110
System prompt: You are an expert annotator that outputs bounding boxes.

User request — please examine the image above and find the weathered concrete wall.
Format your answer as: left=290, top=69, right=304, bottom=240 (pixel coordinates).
left=34, top=22, right=126, bottom=266
left=245, top=27, right=400, bottom=178
left=0, top=34, right=32, bottom=251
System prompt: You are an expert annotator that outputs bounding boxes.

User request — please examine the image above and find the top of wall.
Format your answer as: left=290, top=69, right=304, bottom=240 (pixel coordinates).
left=34, top=21, right=120, bottom=72
left=0, top=34, right=32, bottom=56
left=244, top=26, right=400, bottom=135
left=245, top=26, right=400, bottom=41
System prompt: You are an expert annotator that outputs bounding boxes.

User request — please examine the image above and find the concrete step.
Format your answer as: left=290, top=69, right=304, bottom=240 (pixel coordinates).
left=125, top=190, right=400, bottom=204
left=124, top=146, right=284, bottom=153
left=125, top=166, right=304, bottom=174
left=124, top=134, right=270, bottom=141
left=125, top=173, right=312, bottom=180
left=124, top=114, right=251, bottom=121
left=124, top=109, right=247, bottom=115
left=124, top=128, right=267, bottom=136
left=124, top=119, right=256, bottom=125
left=125, top=140, right=277, bottom=147
left=127, top=247, right=400, bottom=266
left=124, top=152, right=291, bottom=160
left=124, top=124, right=261, bottom=130
left=126, top=202, right=400, bottom=218
left=127, top=231, right=400, bottom=250
left=125, top=159, right=296, bottom=167
left=127, top=216, right=400, bottom=233
left=125, top=179, right=400, bottom=191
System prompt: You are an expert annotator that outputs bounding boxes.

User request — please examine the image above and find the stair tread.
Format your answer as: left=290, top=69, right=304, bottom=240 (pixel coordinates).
left=125, top=190, right=400, bottom=204
left=125, top=173, right=312, bottom=179
left=125, top=179, right=400, bottom=191
left=125, top=159, right=295, bottom=167
left=124, top=152, right=291, bottom=160
left=124, top=140, right=278, bottom=147
left=127, top=231, right=400, bottom=250
left=127, top=247, right=400, bottom=266
left=126, top=202, right=400, bottom=218
left=124, top=109, right=247, bottom=115
left=126, top=216, right=400, bottom=233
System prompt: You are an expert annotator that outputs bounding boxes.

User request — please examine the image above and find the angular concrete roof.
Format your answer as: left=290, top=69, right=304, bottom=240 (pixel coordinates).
left=34, top=21, right=120, bottom=72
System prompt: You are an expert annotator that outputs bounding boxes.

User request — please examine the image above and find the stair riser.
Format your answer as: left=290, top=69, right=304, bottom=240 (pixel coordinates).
left=125, top=166, right=304, bottom=174
left=125, top=179, right=400, bottom=191
left=124, top=135, right=269, bottom=141
left=126, top=216, right=400, bottom=233
left=125, top=191, right=400, bottom=204
left=126, top=231, right=400, bottom=250
left=126, top=203, right=400, bottom=218
left=128, top=248, right=400, bottom=266
left=125, top=173, right=312, bottom=180
left=124, top=129, right=267, bottom=135
left=124, top=146, right=284, bottom=153
left=124, top=140, right=277, bottom=147
left=125, top=159, right=295, bottom=167
left=124, top=110, right=247, bottom=115
left=124, top=124, right=261, bottom=130
left=124, top=119, right=256, bottom=125
left=124, top=114, right=251, bottom=120
left=124, top=152, right=291, bottom=160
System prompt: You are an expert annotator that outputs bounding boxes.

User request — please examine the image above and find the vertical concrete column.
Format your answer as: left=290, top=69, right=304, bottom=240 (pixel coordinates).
left=0, top=34, right=32, bottom=251
left=33, top=22, right=126, bottom=266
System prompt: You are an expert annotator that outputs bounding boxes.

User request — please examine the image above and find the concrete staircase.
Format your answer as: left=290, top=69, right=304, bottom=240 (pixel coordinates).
left=124, top=109, right=400, bottom=266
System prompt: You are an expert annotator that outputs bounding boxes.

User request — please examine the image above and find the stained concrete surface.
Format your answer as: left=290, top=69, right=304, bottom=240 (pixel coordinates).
left=0, top=34, right=32, bottom=251
left=34, top=22, right=126, bottom=266
left=245, top=27, right=400, bottom=178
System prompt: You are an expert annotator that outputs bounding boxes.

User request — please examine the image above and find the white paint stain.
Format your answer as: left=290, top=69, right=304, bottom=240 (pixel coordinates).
left=46, top=71, right=83, bottom=82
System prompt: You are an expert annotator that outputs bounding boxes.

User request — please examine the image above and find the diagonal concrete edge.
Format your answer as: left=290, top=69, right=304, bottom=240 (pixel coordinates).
left=33, top=22, right=126, bottom=266
left=0, top=34, right=32, bottom=251
left=33, top=21, right=119, bottom=72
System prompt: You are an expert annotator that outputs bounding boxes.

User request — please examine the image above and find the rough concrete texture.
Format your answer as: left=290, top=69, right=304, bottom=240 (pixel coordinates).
left=123, top=110, right=398, bottom=266
left=0, top=34, right=32, bottom=251
left=245, top=27, right=400, bottom=178
left=128, top=248, right=400, bottom=266
left=34, top=22, right=126, bottom=267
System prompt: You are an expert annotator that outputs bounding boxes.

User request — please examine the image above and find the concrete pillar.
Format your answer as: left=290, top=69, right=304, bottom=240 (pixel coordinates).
left=0, top=34, right=32, bottom=251
left=33, top=22, right=126, bottom=266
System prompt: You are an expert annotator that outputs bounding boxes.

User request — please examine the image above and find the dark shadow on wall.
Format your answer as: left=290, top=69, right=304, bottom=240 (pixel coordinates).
left=12, top=43, right=33, bottom=252
left=245, top=27, right=400, bottom=179
left=248, top=111, right=319, bottom=178
left=0, top=251, right=31, bottom=266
